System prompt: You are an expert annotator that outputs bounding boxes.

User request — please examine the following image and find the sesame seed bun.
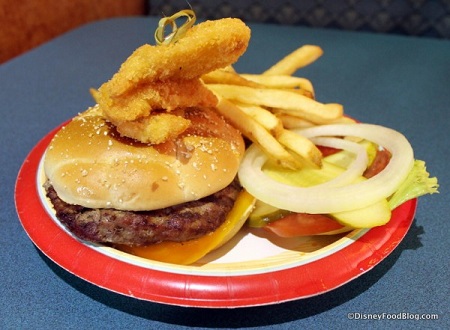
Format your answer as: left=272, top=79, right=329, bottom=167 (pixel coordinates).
left=43, top=106, right=245, bottom=211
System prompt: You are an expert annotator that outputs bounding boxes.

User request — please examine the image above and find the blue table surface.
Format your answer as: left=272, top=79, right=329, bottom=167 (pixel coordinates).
left=1, top=17, right=448, bottom=329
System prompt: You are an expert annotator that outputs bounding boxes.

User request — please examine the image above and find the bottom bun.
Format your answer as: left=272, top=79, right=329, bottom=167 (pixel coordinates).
left=117, top=190, right=256, bottom=265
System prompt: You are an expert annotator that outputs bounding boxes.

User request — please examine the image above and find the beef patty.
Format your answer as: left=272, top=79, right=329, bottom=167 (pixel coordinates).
left=44, top=179, right=241, bottom=246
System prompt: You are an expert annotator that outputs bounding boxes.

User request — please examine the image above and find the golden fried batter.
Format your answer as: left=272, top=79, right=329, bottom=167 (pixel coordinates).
left=92, top=79, right=217, bottom=123
left=115, top=113, right=191, bottom=144
left=91, top=18, right=251, bottom=144
left=98, top=18, right=250, bottom=97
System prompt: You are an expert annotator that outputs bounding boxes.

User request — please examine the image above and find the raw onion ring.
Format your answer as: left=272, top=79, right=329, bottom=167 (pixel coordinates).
left=308, top=137, right=368, bottom=187
left=238, top=124, right=414, bottom=213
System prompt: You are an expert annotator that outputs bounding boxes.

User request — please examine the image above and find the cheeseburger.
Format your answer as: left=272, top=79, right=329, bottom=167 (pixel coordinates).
left=43, top=17, right=254, bottom=264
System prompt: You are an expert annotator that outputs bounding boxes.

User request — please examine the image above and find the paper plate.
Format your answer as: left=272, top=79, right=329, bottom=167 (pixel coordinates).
left=15, top=124, right=416, bottom=308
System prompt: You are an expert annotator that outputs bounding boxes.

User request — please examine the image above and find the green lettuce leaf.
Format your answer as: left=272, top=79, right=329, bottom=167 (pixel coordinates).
left=388, top=160, right=439, bottom=210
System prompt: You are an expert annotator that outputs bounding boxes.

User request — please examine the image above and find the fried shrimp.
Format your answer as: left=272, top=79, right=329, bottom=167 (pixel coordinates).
left=91, top=18, right=251, bottom=144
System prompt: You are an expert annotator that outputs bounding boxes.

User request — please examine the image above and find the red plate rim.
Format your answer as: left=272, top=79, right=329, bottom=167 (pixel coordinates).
left=15, top=123, right=417, bottom=308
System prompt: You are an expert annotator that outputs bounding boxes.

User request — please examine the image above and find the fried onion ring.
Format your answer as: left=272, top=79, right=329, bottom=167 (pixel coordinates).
left=91, top=79, right=217, bottom=123
left=97, top=18, right=250, bottom=97
left=115, top=112, right=191, bottom=145
left=91, top=18, right=251, bottom=145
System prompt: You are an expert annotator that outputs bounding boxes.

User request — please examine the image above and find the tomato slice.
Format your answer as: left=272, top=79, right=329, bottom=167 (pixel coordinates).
left=264, top=212, right=345, bottom=237
left=363, top=148, right=391, bottom=178
left=317, top=145, right=341, bottom=157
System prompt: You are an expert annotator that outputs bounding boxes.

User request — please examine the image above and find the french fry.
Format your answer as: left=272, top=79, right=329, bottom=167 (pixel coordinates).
left=275, top=113, right=315, bottom=129
left=202, top=45, right=348, bottom=169
left=202, top=69, right=260, bottom=87
left=207, top=84, right=343, bottom=124
left=328, top=116, right=357, bottom=124
left=240, top=74, right=315, bottom=97
left=235, top=103, right=283, bottom=136
left=215, top=97, right=302, bottom=169
left=277, top=113, right=356, bottom=128
left=272, top=103, right=343, bottom=124
left=282, top=88, right=314, bottom=99
left=222, top=65, right=236, bottom=73
left=262, top=45, right=323, bottom=76
left=276, top=129, right=322, bottom=168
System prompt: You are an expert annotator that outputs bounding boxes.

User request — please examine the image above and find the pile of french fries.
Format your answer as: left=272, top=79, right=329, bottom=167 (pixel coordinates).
left=202, top=45, right=354, bottom=170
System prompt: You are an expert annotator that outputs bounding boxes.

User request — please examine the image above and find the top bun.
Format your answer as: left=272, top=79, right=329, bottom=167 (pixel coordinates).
left=44, top=106, right=245, bottom=211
